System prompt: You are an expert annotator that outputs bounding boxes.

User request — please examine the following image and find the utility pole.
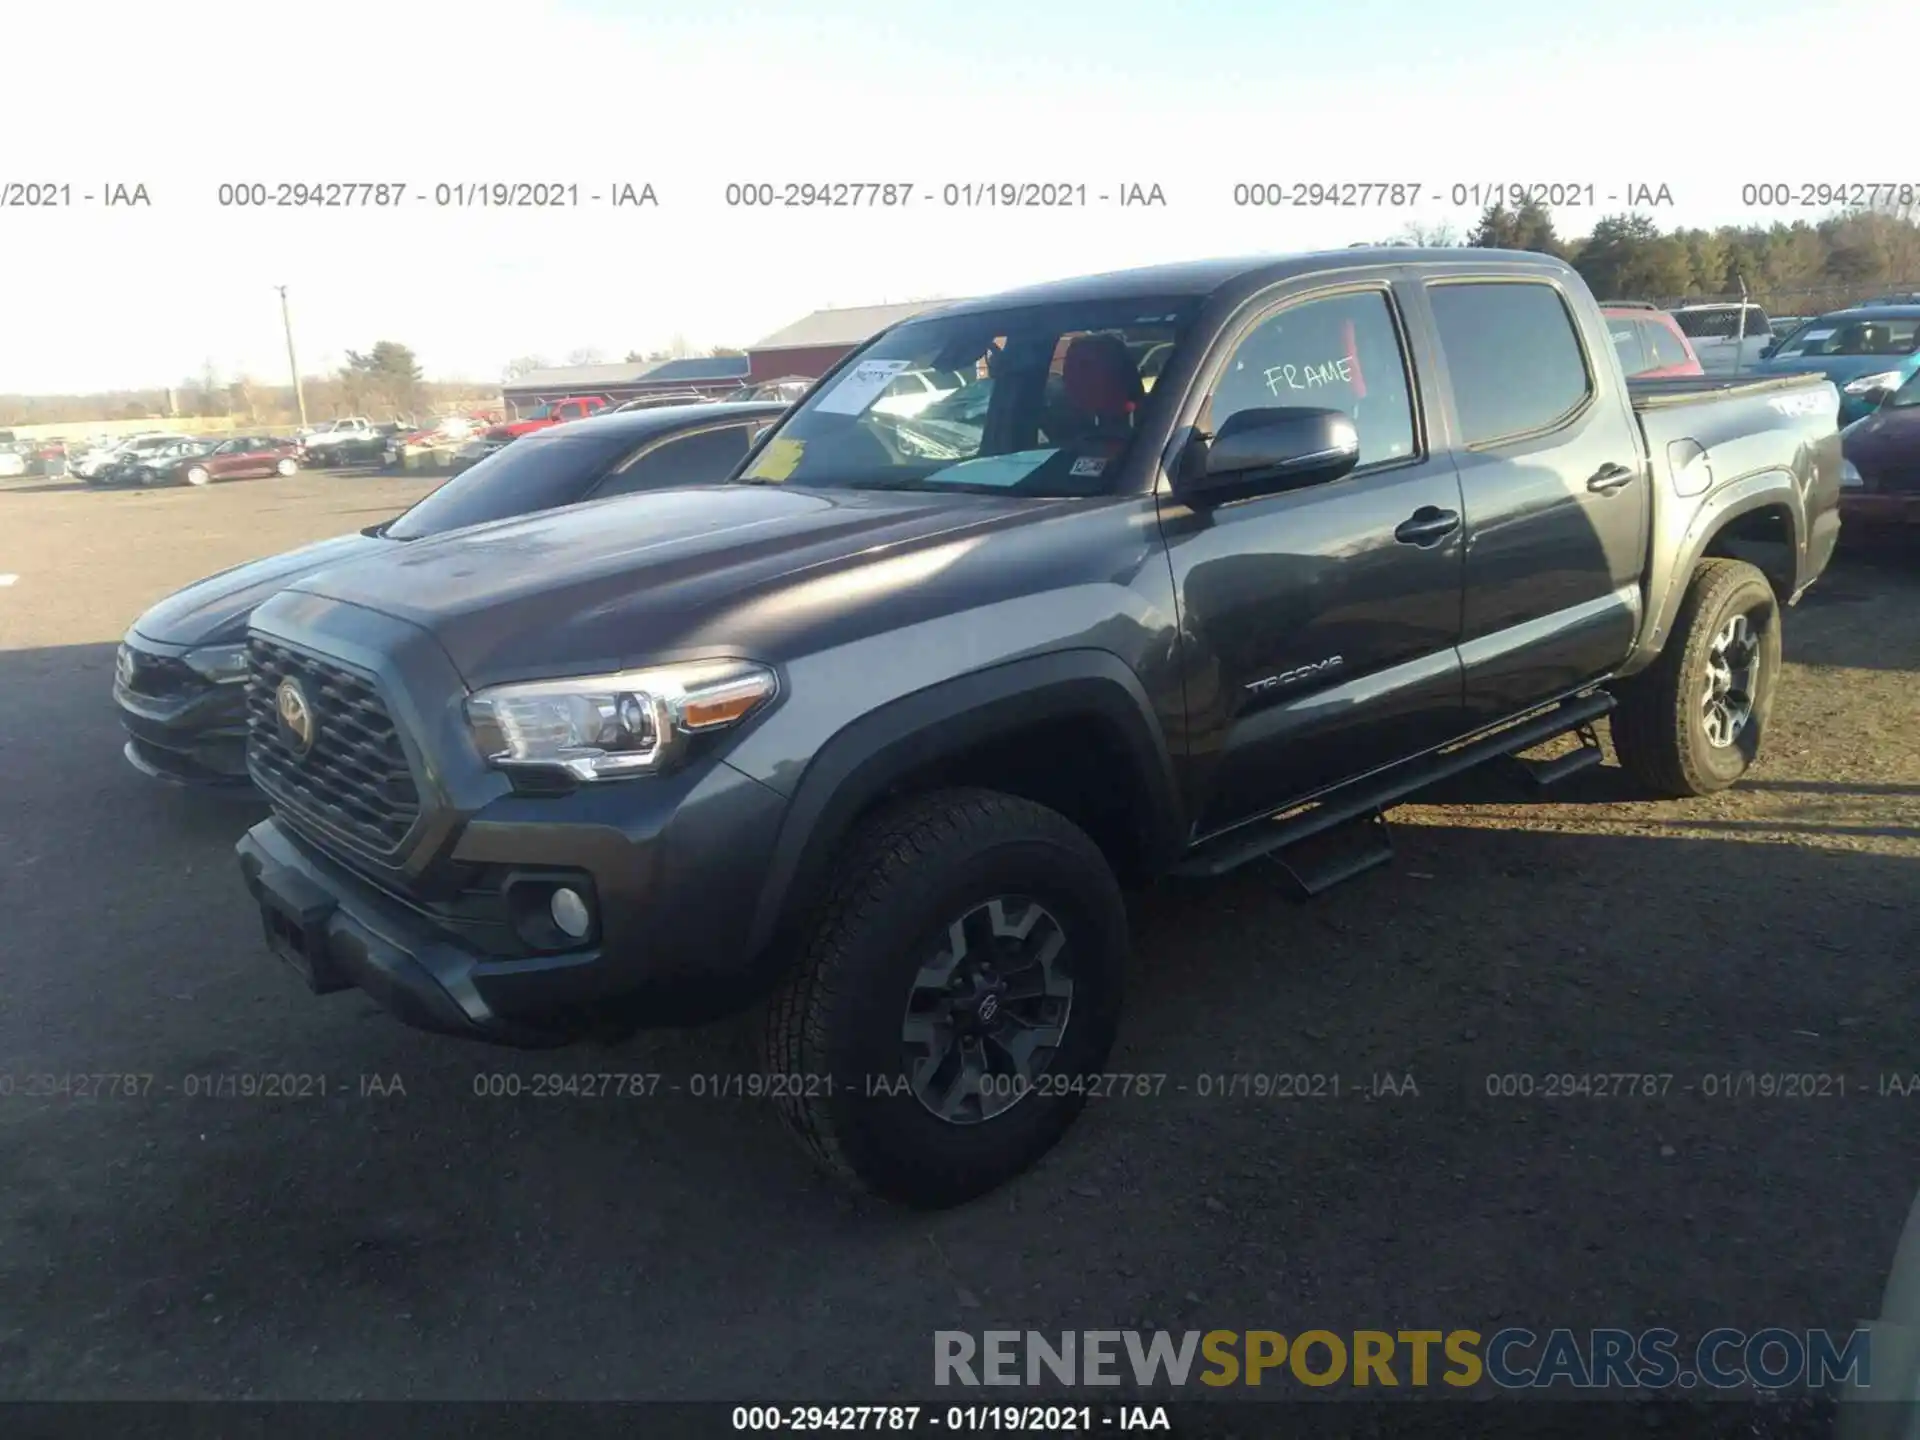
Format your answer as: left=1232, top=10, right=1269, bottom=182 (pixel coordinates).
left=276, top=284, right=308, bottom=427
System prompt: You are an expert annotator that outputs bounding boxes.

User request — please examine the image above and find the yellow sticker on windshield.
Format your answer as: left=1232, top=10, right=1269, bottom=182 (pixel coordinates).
left=745, top=437, right=805, bottom=482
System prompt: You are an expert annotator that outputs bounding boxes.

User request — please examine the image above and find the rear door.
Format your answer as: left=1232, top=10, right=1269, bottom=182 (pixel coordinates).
left=206, top=439, right=249, bottom=478
left=238, top=437, right=277, bottom=475
left=1421, top=274, right=1647, bottom=726
left=1159, top=274, right=1468, bottom=835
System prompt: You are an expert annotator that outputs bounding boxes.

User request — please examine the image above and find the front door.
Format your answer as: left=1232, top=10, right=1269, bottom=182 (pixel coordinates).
left=1160, top=281, right=1467, bottom=838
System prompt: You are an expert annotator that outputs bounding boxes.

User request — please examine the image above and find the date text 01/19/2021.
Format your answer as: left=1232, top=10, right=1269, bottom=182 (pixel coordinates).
left=720, top=182, right=1168, bottom=208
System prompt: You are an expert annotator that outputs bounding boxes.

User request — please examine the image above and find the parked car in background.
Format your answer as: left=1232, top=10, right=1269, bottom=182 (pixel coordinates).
left=144, top=435, right=303, bottom=487
left=1838, top=367, right=1920, bottom=531
left=114, top=402, right=787, bottom=787
left=722, top=376, right=814, bottom=404
left=868, top=366, right=967, bottom=418
left=297, top=417, right=374, bottom=449
left=1757, top=306, right=1920, bottom=425
left=307, top=422, right=407, bottom=468
left=383, top=417, right=478, bottom=467
left=486, top=395, right=610, bottom=443
left=1602, top=302, right=1704, bottom=378
left=229, top=248, right=1839, bottom=1205
left=73, top=432, right=174, bottom=481
left=612, top=391, right=716, bottom=413
left=0, top=445, right=28, bottom=478
left=102, top=437, right=219, bottom=487
left=1671, top=302, right=1774, bottom=374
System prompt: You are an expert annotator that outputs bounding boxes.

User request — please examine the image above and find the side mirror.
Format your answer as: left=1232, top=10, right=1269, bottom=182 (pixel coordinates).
left=1178, top=406, right=1361, bottom=502
left=1758, top=343, right=1777, bottom=361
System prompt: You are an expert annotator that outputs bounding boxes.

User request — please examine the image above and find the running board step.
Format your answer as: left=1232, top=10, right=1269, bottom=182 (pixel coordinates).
left=1516, top=723, right=1605, bottom=788
left=1265, top=810, right=1396, bottom=899
left=1173, top=691, right=1616, bottom=880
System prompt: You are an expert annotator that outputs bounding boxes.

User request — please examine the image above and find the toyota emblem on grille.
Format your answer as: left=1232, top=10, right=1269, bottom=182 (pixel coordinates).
left=276, top=676, right=317, bottom=756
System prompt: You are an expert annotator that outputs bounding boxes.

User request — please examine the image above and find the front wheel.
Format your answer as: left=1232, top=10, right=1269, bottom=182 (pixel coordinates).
left=1610, top=557, right=1781, bottom=797
left=762, top=789, right=1128, bottom=1208
left=183, top=465, right=211, bottom=487
left=275, top=457, right=298, bottom=476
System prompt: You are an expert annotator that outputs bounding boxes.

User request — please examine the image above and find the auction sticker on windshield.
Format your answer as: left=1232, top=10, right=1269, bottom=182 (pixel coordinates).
left=812, top=359, right=913, bottom=416
left=743, top=437, right=806, bottom=481
left=923, top=449, right=1058, bottom=487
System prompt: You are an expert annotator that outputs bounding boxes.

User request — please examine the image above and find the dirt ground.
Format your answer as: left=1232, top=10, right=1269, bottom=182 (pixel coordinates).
left=0, top=471, right=1915, bottom=1427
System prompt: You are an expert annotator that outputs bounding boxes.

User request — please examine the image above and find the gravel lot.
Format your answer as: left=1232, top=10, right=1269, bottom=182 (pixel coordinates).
left=0, top=470, right=1915, bottom=1422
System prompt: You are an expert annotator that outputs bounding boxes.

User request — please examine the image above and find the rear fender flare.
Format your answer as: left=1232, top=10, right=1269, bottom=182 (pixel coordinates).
left=1623, top=469, right=1804, bottom=676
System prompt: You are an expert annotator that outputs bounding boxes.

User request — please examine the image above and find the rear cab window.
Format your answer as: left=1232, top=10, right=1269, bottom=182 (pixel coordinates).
left=1607, top=317, right=1649, bottom=376
left=1427, top=281, right=1593, bottom=445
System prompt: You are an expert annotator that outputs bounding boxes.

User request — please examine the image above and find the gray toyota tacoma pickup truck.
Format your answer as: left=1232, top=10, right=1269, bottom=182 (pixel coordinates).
left=235, top=248, right=1841, bottom=1206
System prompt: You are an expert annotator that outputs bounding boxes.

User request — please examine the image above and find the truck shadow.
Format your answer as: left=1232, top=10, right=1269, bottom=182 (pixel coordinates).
left=3, top=636, right=1917, bottom=1397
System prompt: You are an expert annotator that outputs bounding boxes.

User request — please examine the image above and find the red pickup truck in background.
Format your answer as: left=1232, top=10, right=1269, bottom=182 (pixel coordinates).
left=484, top=395, right=611, bottom=442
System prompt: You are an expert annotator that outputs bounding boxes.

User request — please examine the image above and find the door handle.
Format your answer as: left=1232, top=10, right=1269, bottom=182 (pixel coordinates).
left=1587, top=462, right=1636, bottom=494
left=1393, top=506, right=1461, bottom=546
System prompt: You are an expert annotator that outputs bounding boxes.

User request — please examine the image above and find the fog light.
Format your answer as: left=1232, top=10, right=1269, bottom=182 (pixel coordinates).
left=550, top=887, right=591, bottom=939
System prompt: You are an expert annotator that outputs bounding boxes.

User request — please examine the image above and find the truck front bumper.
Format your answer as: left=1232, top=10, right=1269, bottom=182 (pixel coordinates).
left=234, top=757, right=792, bottom=1047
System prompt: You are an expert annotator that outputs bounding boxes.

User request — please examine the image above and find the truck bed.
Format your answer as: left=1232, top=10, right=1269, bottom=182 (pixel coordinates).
left=1627, top=372, right=1830, bottom=410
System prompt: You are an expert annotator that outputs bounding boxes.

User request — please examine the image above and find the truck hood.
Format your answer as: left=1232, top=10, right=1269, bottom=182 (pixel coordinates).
left=132, top=531, right=398, bottom=646
left=283, top=484, right=1067, bottom=684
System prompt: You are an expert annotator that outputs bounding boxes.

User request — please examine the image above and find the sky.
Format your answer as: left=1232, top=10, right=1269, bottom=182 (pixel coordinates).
left=2, top=0, right=1908, bottom=393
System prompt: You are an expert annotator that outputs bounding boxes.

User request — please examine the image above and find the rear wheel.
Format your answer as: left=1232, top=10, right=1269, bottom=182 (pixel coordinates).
left=275, top=457, right=298, bottom=476
left=1610, top=557, right=1780, bottom=796
left=184, top=465, right=211, bottom=487
left=762, top=789, right=1128, bottom=1208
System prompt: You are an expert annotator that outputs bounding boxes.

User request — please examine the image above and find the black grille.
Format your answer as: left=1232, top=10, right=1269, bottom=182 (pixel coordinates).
left=118, top=643, right=202, bottom=699
left=246, top=637, right=421, bottom=856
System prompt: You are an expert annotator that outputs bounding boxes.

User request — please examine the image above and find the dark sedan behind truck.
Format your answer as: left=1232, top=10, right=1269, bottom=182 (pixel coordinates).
left=1839, top=368, right=1920, bottom=531
left=114, top=402, right=785, bottom=786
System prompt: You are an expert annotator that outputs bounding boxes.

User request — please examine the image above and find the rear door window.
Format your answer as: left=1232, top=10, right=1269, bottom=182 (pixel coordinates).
left=1428, top=282, right=1593, bottom=445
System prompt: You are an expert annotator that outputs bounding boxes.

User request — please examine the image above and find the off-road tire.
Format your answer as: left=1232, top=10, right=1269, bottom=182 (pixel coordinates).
left=1610, top=557, right=1781, bottom=797
left=762, top=788, right=1127, bottom=1208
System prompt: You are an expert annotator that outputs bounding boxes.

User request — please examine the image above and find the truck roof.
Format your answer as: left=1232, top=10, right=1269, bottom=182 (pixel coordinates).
left=922, top=247, right=1577, bottom=319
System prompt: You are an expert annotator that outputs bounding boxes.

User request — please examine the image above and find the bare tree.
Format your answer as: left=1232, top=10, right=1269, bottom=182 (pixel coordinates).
left=502, top=355, right=551, bottom=382
left=565, top=347, right=606, bottom=366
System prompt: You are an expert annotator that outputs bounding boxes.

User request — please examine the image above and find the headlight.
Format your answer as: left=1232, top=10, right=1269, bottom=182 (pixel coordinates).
left=1843, top=370, right=1903, bottom=396
left=182, top=642, right=252, bottom=684
left=465, top=660, right=777, bottom=781
left=1840, top=458, right=1864, bottom=489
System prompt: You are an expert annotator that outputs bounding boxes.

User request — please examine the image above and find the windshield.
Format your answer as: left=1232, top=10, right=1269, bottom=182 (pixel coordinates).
left=1771, top=316, right=1920, bottom=359
left=516, top=403, right=555, bottom=422
left=737, top=297, right=1200, bottom=496
left=383, top=425, right=639, bottom=540
left=1673, top=307, right=1767, bottom=340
